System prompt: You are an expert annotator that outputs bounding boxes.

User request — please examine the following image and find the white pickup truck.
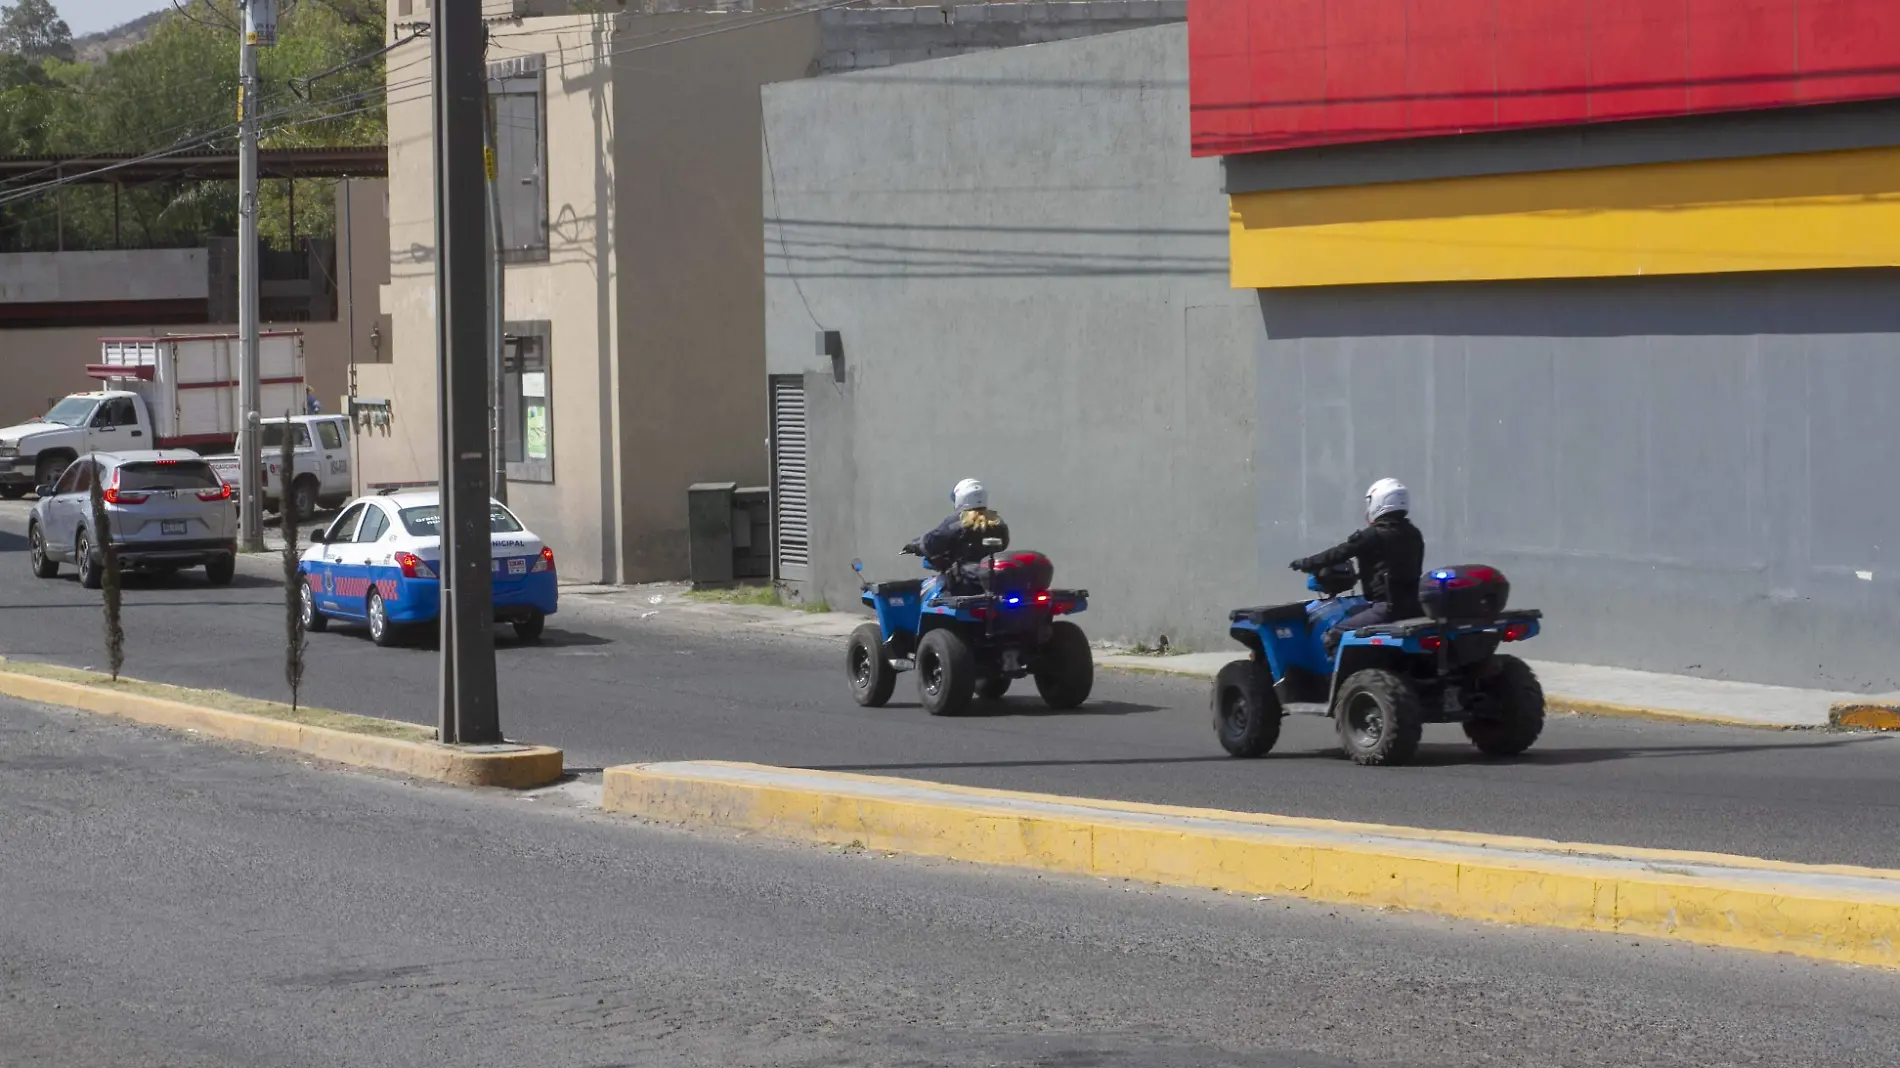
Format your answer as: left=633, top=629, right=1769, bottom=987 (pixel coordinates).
left=0, top=332, right=306, bottom=498
left=206, top=414, right=354, bottom=517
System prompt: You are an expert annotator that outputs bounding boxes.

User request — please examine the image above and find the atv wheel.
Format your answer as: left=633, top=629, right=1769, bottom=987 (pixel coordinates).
left=917, top=628, right=976, bottom=716
left=846, top=623, right=897, bottom=707
left=1213, top=658, right=1282, bottom=758
left=975, top=674, right=1012, bottom=701
left=1334, top=668, right=1424, bottom=767
left=1033, top=620, right=1093, bottom=709
left=1463, top=654, right=1545, bottom=758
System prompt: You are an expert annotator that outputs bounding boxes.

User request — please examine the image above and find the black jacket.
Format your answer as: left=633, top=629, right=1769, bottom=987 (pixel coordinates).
left=1291, top=514, right=1425, bottom=616
left=909, top=511, right=1010, bottom=573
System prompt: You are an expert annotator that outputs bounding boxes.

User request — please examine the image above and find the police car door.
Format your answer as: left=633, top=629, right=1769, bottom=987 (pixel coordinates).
left=317, top=504, right=366, bottom=615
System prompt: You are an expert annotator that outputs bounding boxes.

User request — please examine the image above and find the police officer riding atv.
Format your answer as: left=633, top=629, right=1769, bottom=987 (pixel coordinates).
left=1214, top=478, right=1547, bottom=766
left=846, top=479, right=1095, bottom=716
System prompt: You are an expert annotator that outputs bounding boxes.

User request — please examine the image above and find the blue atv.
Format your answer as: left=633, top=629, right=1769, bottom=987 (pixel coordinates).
left=848, top=543, right=1093, bottom=716
left=1214, top=562, right=1546, bottom=766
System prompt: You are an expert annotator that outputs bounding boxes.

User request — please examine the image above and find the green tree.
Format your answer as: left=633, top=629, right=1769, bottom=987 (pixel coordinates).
left=0, top=0, right=387, bottom=252
left=0, top=0, right=73, bottom=62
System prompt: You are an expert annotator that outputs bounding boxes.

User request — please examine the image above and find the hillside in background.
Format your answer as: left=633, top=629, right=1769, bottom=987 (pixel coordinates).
left=73, top=8, right=165, bottom=64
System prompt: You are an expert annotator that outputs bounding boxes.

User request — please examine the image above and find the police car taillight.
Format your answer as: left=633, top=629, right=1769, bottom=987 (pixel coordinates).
left=532, top=546, right=554, bottom=573
left=395, top=551, right=436, bottom=579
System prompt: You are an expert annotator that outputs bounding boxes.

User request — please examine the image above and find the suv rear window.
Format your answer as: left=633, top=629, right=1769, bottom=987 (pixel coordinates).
left=118, top=460, right=221, bottom=491
left=399, top=504, right=524, bottom=537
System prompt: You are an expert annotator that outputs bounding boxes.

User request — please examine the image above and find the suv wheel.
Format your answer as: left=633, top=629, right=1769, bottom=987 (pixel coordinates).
left=76, top=529, right=104, bottom=590
left=28, top=523, right=57, bottom=578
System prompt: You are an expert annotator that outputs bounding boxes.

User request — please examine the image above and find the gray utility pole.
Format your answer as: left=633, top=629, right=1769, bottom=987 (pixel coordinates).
left=235, top=0, right=275, bottom=553
left=483, top=76, right=508, bottom=506
left=432, top=0, right=502, bottom=744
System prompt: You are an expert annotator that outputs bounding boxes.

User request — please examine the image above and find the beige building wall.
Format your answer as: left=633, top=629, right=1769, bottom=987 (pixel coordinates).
left=612, top=15, right=820, bottom=580
left=367, top=8, right=824, bottom=584
left=0, top=179, right=390, bottom=434
left=368, top=14, right=624, bottom=583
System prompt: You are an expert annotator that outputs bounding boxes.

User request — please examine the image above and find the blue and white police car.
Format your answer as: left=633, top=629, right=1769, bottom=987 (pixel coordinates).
left=297, top=490, right=558, bottom=646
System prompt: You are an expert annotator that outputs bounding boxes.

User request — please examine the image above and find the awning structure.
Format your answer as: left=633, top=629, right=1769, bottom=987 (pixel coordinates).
left=0, top=145, right=387, bottom=186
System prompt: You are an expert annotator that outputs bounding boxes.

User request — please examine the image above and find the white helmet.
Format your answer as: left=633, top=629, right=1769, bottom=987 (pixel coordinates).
left=952, top=478, right=987, bottom=511
left=1365, top=477, right=1409, bottom=523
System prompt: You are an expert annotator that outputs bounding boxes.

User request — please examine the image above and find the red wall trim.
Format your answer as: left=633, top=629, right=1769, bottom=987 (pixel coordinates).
left=1191, top=0, right=1900, bottom=157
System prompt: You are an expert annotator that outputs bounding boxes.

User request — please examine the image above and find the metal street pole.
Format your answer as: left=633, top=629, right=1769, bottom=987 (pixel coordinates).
left=432, top=0, right=501, bottom=745
left=483, top=79, right=508, bottom=506
left=235, top=0, right=274, bottom=553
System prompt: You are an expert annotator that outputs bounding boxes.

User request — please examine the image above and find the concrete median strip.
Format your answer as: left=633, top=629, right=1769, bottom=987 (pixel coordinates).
left=0, top=662, right=563, bottom=789
left=604, top=760, right=1900, bottom=970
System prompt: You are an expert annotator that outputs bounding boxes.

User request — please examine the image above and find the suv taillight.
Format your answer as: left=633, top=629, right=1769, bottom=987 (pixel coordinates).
left=197, top=482, right=232, bottom=502
left=101, top=468, right=147, bottom=506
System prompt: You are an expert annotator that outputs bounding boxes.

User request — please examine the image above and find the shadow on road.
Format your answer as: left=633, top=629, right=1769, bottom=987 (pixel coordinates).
left=870, top=697, right=1168, bottom=718
left=0, top=529, right=30, bottom=553
left=808, top=755, right=1233, bottom=774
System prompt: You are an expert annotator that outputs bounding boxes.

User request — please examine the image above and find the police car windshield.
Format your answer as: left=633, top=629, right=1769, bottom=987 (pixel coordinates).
left=399, top=504, right=523, bottom=537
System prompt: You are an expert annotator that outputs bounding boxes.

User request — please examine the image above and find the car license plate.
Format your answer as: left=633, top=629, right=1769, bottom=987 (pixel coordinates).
left=161, top=520, right=187, bottom=536
left=507, top=557, right=527, bottom=575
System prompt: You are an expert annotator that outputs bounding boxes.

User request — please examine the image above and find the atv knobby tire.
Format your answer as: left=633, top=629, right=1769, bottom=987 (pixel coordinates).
left=847, top=623, right=898, bottom=707
left=917, top=628, right=977, bottom=716
left=1334, top=668, right=1424, bottom=767
left=1031, top=620, right=1093, bottom=709
left=1462, top=654, right=1545, bottom=758
left=1213, top=658, right=1282, bottom=758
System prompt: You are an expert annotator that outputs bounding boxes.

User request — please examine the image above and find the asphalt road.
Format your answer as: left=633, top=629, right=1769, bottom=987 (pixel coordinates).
left=2, top=501, right=1898, bottom=868
left=5, top=696, right=1897, bottom=1068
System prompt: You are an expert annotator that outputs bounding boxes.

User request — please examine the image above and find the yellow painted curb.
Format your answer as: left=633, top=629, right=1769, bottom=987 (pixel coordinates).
left=1830, top=704, right=1900, bottom=732
left=603, top=761, right=1900, bottom=970
left=0, top=669, right=564, bottom=789
left=1542, top=695, right=1799, bottom=731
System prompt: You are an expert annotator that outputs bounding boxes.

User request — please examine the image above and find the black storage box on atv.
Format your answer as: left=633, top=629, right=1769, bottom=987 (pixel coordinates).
left=1419, top=564, right=1511, bottom=621
left=980, top=550, right=1054, bottom=595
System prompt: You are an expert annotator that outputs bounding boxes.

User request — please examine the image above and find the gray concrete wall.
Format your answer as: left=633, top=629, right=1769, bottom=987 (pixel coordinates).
left=766, top=22, right=1900, bottom=692
left=765, top=25, right=1255, bottom=648
left=1256, top=272, right=1900, bottom=693
left=0, top=249, right=207, bottom=303
left=817, top=1, right=1186, bottom=72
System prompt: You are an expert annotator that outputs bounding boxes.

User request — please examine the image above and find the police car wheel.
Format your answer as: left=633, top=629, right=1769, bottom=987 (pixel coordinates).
left=513, top=612, right=546, bottom=643
left=367, top=589, right=401, bottom=647
left=300, top=579, right=329, bottom=632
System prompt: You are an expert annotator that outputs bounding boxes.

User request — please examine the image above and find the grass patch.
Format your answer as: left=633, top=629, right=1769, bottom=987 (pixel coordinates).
left=686, top=585, right=832, bottom=614
left=685, top=584, right=783, bottom=607
left=0, top=658, right=434, bottom=741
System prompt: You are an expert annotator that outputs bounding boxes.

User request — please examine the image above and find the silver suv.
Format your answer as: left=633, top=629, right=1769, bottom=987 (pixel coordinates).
left=27, top=450, right=238, bottom=587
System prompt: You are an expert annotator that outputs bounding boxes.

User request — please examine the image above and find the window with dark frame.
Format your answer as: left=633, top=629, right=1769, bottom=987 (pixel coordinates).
left=487, top=55, right=549, bottom=264
left=502, top=323, right=553, bottom=484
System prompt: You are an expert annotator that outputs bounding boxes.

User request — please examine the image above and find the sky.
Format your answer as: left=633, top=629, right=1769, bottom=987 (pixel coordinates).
left=66, top=0, right=166, bottom=38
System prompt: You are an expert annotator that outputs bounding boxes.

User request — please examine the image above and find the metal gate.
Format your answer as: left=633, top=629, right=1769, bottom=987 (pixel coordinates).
left=769, top=375, right=810, bottom=579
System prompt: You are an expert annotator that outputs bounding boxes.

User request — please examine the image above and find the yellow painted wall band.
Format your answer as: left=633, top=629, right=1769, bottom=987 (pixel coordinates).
left=1228, top=147, right=1900, bottom=288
